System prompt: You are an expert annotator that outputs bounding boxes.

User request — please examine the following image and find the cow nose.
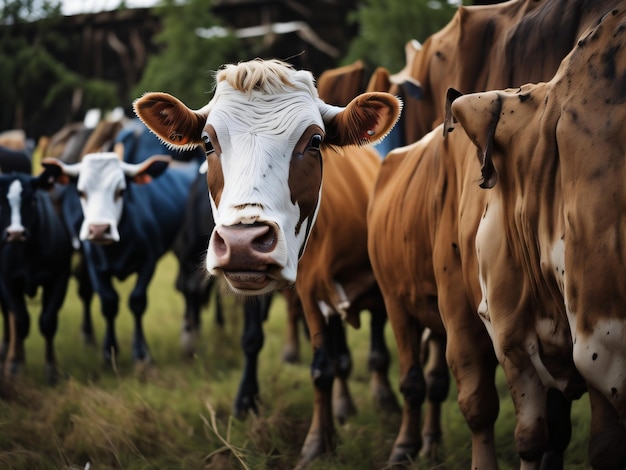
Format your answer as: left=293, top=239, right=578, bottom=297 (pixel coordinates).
left=5, top=228, right=26, bottom=242
left=88, top=223, right=111, bottom=239
left=213, top=223, right=278, bottom=268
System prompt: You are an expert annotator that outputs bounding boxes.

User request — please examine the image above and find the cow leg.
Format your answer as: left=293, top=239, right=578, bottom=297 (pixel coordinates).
left=75, top=253, right=96, bottom=345
left=328, top=315, right=356, bottom=424
left=128, top=264, right=156, bottom=363
left=39, top=273, right=70, bottom=385
left=587, top=384, right=626, bottom=469
left=420, top=330, right=449, bottom=460
left=179, top=276, right=210, bottom=358
left=281, top=288, right=304, bottom=364
left=385, top=298, right=426, bottom=463
left=97, top=276, right=120, bottom=364
left=368, top=306, right=400, bottom=414
left=538, top=388, right=571, bottom=470
left=233, top=294, right=271, bottom=418
left=297, top=304, right=336, bottom=468
left=5, top=297, right=29, bottom=378
left=0, top=290, right=10, bottom=372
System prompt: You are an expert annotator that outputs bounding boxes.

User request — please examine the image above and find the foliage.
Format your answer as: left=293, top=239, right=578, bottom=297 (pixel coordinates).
left=343, top=0, right=467, bottom=73
left=132, top=0, right=244, bottom=110
left=0, top=0, right=117, bottom=137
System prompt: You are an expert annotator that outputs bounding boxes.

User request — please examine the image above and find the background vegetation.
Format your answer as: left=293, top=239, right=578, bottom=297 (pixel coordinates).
left=0, top=253, right=593, bottom=469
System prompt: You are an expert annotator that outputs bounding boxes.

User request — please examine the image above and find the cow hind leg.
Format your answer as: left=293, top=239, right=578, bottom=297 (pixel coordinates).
left=328, top=315, right=356, bottom=424
left=368, top=307, right=400, bottom=414
left=587, top=385, right=626, bottom=470
left=420, top=330, right=449, bottom=461
left=233, top=295, right=271, bottom=418
left=538, top=388, right=572, bottom=470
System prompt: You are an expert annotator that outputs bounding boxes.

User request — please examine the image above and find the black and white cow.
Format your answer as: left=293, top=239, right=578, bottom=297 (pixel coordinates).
left=0, top=168, right=73, bottom=384
left=42, top=153, right=198, bottom=364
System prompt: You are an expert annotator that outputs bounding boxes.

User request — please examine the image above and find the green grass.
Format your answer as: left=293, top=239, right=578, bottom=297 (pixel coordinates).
left=0, top=253, right=592, bottom=469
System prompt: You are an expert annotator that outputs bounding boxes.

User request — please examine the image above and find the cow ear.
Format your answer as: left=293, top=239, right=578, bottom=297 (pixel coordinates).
left=451, top=91, right=501, bottom=189
left=321, top=92, right=402, bottom=147
left=40, top=158, right=75, bottom=185
left=133, top=92, right=208, bottom=150
left=443, top=88, right=464, bottom=136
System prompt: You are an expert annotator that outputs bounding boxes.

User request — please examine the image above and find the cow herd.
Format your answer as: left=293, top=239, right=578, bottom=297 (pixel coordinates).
left=1, top=0, right=626, bottom=468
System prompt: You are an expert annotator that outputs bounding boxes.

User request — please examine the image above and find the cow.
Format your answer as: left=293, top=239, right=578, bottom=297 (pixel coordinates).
left=42, top=153, right=199, bottom=365
left=449, top=4, right=626, bottom=467
left=133, top=58, right=401, bottom=467
left=386, top=0, right=623, bottom=146
left=0, top=168, right=73, bottom=384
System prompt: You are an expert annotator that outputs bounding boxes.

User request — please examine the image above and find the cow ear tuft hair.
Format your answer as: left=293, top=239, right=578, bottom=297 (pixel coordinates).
left=323, top=92, right=402, bottom=147
left=133, top=92, right=208, bottom=151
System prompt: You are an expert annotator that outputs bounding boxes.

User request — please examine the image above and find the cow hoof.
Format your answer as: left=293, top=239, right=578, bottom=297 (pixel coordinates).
left=389, top=442, right=420, bottom=464
left=297, top=431, right=335, bottom=470
left=333, top=394, right=357, bottom=425
left=281, top=345, right=299, bottom=364
left=180, top=330, right=198, bottom=358
left=45, top=364, right=59, bottom=386
left=419, top=434, right=440, bottom=461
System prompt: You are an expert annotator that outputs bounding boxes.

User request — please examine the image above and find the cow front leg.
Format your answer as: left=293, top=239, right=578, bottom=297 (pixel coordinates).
left=128, top=265, right=156, bottom=364
left=97, top=276, right=120, bottom=364
left=39, top=272, right=70, bottom=385
left=5, top=293, right=29, bottom=378
left=75, top=252, right=96, bottom=345
left=328, top=315, right=356, bottom=424
left=281, top=288, right=304, bottom=364
left=297, top=309, right=336, bottom=469
left=368, top=306, right=400, bottom=414
left=233, top=294, right=271, bottom=418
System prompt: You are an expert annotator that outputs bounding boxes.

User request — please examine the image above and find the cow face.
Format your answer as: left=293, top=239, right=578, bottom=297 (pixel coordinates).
left=133, top=59, right=401, bottom=295
left=42, top=152, right=170, bottom=245
left=0, top=170, right=57, bottom=243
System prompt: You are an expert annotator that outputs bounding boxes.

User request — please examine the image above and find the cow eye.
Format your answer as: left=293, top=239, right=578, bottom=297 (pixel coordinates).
left=115, top=188, right=124, bottom=200
left=78, top=190, right=86, bottom=200
left=201, top=130, right=215, bottom=155
left=307, top=134, right=322, bottom=151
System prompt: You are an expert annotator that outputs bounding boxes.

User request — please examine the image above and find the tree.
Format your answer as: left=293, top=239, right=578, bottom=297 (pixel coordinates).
left=132, top=0, right=243, bottom=110
left=343, top=0, right=465, bottom=73
left=0, top=0, right=117, bottom=138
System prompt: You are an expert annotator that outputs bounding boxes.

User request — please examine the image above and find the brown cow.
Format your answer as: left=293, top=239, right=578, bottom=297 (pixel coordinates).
left=391, top=0, right=622, bottom=144
left=133, top=58, right=401, bottom=467
left=451, top=4, right=626, bottom=467
left=368, top=0, right=624, bottom=467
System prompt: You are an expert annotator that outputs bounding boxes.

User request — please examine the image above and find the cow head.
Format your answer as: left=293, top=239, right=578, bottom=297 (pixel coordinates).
left=133, top=59, right=401, bottom=295
left=0, top=168, right=58, bottom=243
left=42, top=152, right=171, bottom=244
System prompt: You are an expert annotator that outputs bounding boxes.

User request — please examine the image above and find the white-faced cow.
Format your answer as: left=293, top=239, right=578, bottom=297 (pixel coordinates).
left=0, top=168, right=73, bottom=384
left=42, top=153, right=198, bottom=364
left=133, top=58, right=401, bottom=467
left=450, top=4, right=626, bottom=467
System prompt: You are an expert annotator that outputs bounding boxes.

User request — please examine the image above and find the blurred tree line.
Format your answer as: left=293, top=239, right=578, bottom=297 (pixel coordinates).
left=0, top=0, right=477, bottom=141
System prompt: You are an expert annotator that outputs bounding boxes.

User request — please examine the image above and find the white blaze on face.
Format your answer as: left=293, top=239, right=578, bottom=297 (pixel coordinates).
left=6, top=179, right=24, bottom=234
left=77, top=154, right=126, bottom=242
left=204, top=80, right=325, bottom=284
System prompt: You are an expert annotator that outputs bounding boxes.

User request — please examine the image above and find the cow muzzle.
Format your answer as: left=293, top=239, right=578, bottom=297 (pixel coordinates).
left=210, top=222, right=285, bottom=293
left=84, top=222, right=119, bottom=245
left=5, top=227, right=26, bottom=242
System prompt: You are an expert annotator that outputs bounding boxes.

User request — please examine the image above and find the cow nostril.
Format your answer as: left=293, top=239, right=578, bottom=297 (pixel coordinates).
left=213, top=230, right=227, bottom=256
left=252, top=225, right=277, bottom=253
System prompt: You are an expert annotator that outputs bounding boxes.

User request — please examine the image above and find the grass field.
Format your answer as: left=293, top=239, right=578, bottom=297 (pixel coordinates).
left=0, top=252, right=593, bottom=469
